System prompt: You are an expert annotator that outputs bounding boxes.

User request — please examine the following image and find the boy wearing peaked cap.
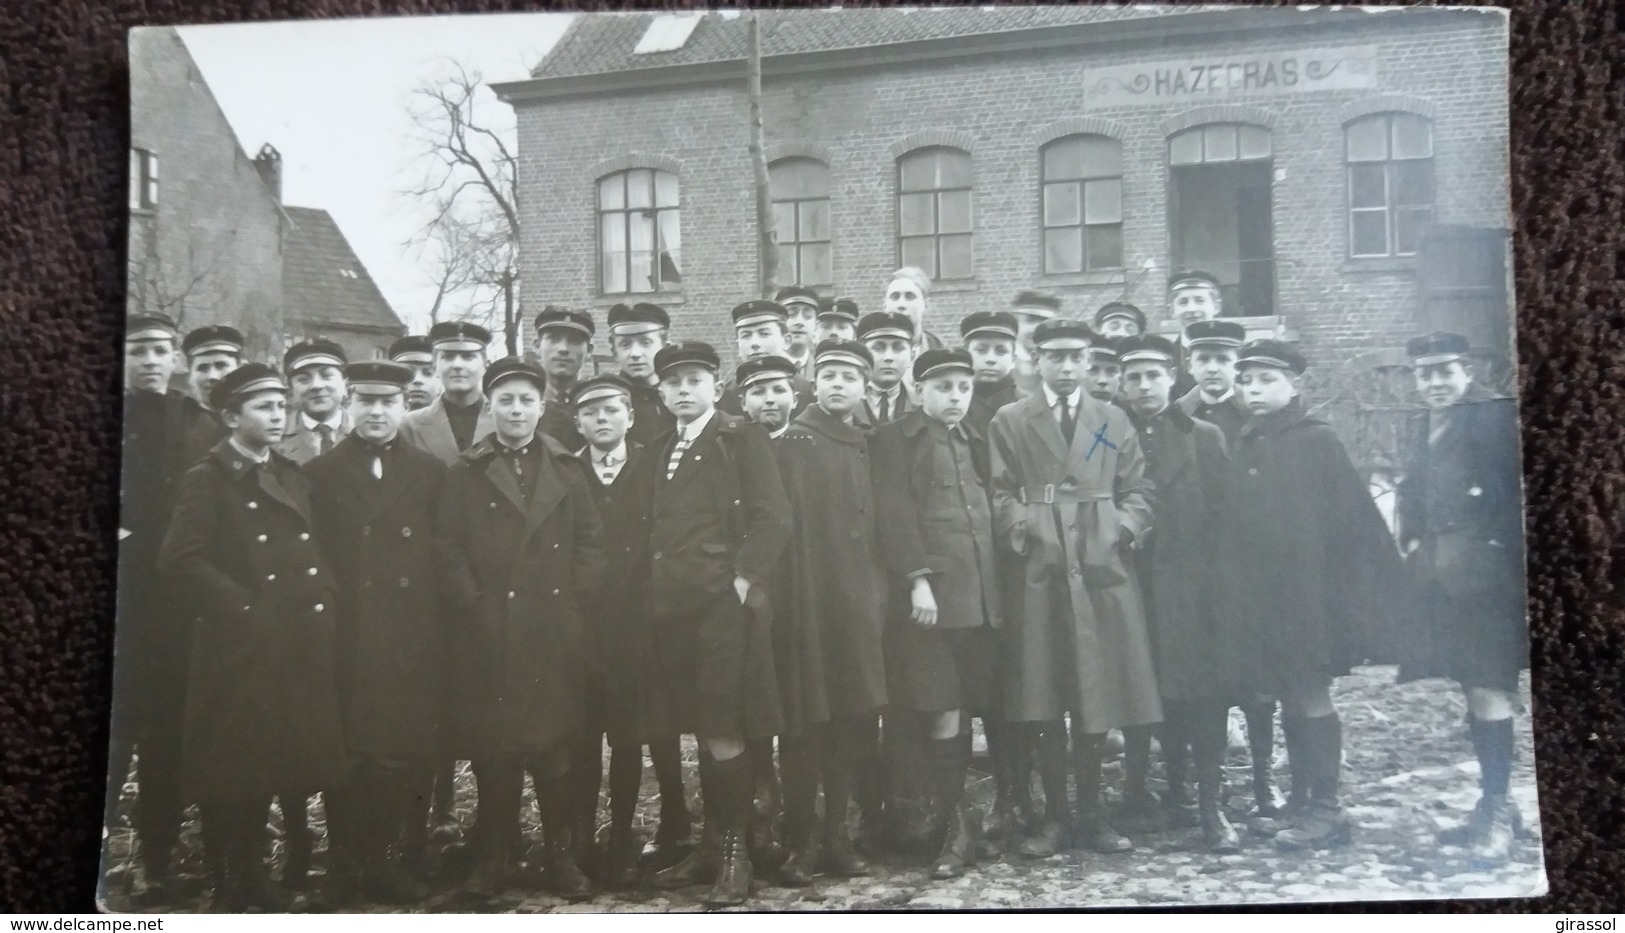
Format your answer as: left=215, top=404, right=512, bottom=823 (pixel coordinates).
left=642, top=341, right=792, bottom=907
left=562, top=373, right=689, bottom=888
left=869, top=349, right=1002, bottom=880
left=855, top=311, right=918, bottom=429
left=1176, top=320, right=1250, bottom=446
left=534, top=306, right=596, bottom=453
left=158, top=363, right=347, bottom=911
left=389, top=335, right=442, bottom=412
left=398, top=321, right=496, bottom=465
left=817, top=297, right=860, bottom=344
left=277, top=339, right=351, bottom=465
left=961, top=311, right=1022, bottom=440
left=775, top=286, right=821, bottom=377
left=1087, top=337, right=1124, bottom=406
left=1167, top=271, right=1225, bottom=398
left=1094, top=302, right=1147, bottom=340
left=1113, top=334, right=1238, bottom=853
left=180, top=324, right=245, bottom=465
left=606, top=302, right=678, bottom=446
left=719, top=299, right=815, bottom=420
left=435, top=358, right=606, bottom=899
left=1394, top=332, right=1528, bottom=868
left=106, top=312, right=195, bottom=897
left=1009, top=289, right=1062, bottom=396
left=988, top=318, right=1161, bottom=857
left=768, top=339, right=889, bottom=885
left=1173, top=318, right=1283, bottom=818
left=303, top=361, right=446, bottom=905
left=1211, top=340, right=1401, bottom=853
left=736, top=356, right=802, bottom=440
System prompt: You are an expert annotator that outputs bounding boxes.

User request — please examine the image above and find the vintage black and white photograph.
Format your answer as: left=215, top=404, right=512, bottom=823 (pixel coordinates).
left=105, top=5, right=1542, bottom=913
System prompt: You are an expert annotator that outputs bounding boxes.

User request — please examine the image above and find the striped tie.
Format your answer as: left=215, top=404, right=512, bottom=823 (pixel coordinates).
left=666, top=433, right=692, bottom=481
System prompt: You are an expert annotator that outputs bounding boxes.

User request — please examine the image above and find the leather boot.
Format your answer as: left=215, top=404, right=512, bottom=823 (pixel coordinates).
left=1073, top=732, right=1132, bottom=854
left=1275, top=715, right=1352, bottom=851
left=1019, top=723, right=1071, bottom=857
left=1251, top=715, right=1307, bottom=837
left=1243, top=702, right=1285, bottom=818
left=704, top=753, right=755, bottom=907
left=1192, top=704, right=1239, bottom=853
left=747, top=740, right=786, bottom=871
left=1468, top=794, right=1517, bottom=868
left=604, top=824, right=642, bottom=890
left=777, top=733, right=823, bottom=887
left=779, top=827, right=821, bottom=887
left=819, top=727, right=869, bottom=877
left=928, top=735, right=978, bottom=880
left=650, top=739, right=693, bottom=865
left=540, top=834, right=593, bottom=900
left=1120, top=725, right=1160, bottom=827
left=654, top=825, right=722, bottom=888
left=1198, top=782, right=1240, bottom=854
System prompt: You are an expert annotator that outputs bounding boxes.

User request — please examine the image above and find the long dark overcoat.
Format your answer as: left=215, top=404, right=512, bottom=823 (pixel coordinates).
left=436, top=434, right=606, bottom=758
left=574, top=441, right=671, bottom=745
left=772, top=405, right=888, bottom=731
left=158, top=442, right=347, bottom=801
left=989, top=391, right=1162, bottom=731
left=1394, top=387, right=1527, bottom=687
left=1177, top=386, right=1249, bottom=448
left=305, top=434, right=447, bottom=758
left=115, top=390, right=197, bottom=729
left=1127, top=405, right=1230, bottom=703
left=641, top=413, right=792, bottom=739
left=400, top=395, right=496, bottom=465
left=1212, top=402, right=1403, bottom=698
left=966, top=377, right=1022, bottom=441
left=625, top=379, right=676, bottom=448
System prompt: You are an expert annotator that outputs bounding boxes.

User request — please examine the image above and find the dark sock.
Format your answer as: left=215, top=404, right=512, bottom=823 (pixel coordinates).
left=1037, top=721, right=1070, bottom=820
left=607, top=746, right=642, bottom=831
left=933, top=734, right=969, bottom=812
left=651, top=737, right=687, bottom=821
left=1243, top=701, right=1277, bottom=774
left=1471, top=716, right=1515, bottom=798
left=779, top=730, right=824, bottom=847
left=1307, top=713, right=1342, bottom=806
left=1070, top=731, right=1105, bottom=823
left=708, top=750, right=753, bottom=835
left=1123, top=725, right=1152, bottom=796
left=1280, top=715, right=1310, bottom=806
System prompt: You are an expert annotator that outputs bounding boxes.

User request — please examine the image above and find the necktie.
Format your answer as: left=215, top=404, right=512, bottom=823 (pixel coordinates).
left=599, top=453, right=622, bottom=485
left=1059, top=397, right=1076, bottom=446
left=667, top=433, right=692, bottom=481
left=878, top=394, right=891, bottom=424
left=371, top=452, right=383, bottom=480
left=318, top=423, right=334, bottom=455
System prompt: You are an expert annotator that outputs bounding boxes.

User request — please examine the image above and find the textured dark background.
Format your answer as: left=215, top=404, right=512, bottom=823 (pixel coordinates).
left=1, top=0, right=1620, bottom=914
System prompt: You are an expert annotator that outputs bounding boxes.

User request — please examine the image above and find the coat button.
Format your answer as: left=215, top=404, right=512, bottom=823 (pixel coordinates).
left=1248, top=468, right=1258, bottom=475
left=401, top=527, right=412, bottom=537
left=490, top=502, right=497, bottom=509
left=266, top=573, right=276, bottom=581
left=299, top=532, right=310, bottom=541
left=508, top=591, right=516, bottom=599
left=247, top=501, right=258, bottom=509
left=1468, top=486, right=1483, bottom=496
left=314, top=603, right=324, bottom=612
left=552, top=588, right=561, bottom=596
left=399, top=577, right=410, bottom=588
left=653, top=551, right=663, bottom=560
left=257, top=534, right=268, bottom=543
left=307, top=567, right=318, bottom=576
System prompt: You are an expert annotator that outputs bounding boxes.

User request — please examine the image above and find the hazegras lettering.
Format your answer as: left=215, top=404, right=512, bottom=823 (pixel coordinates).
left=1084, top=47, right=1378, bottom=107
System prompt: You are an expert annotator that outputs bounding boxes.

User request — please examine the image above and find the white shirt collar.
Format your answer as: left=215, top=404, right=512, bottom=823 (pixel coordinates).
left=229, top=438, right=271, bottom=464
left=593, top=441, right=628, bottom=466
left=679, top=408, right=716, bottom=441
left=495, top=433, right=534, bottom=452
left=1199, top=386, right=1235, bottom=405
left=1040, top=384, right=1083, bottom=410
left=301, top=410, right=344, bottom=432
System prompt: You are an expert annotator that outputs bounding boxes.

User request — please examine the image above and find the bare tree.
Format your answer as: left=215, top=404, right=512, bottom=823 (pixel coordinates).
left=404, top=62, right=522, bottom=355
left=747, top=13, right=778, bottom=298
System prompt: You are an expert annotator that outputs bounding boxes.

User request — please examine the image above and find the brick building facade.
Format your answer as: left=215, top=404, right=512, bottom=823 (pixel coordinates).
left=496, top=7, right=1512, bottom=413
left=129, top=27, right=287, bottom=363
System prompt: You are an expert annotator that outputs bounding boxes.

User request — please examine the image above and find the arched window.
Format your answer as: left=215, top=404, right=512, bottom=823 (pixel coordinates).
left=597, top=168, right=681, bottom=295
left=1345, top=112, right=1434, bottom=258
left=769, top=158, right=831, bottom=287
left=897, top=147, right=973, bottom=281
left=1040, top=135, right=1123, bottom=274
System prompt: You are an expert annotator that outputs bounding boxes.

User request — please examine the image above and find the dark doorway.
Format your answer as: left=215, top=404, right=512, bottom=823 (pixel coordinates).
left=1168, top=124, right=1276, bottom=318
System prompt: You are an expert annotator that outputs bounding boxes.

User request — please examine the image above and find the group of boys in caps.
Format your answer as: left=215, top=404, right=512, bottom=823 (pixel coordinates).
left=109, top=266, right=1527, bottom=911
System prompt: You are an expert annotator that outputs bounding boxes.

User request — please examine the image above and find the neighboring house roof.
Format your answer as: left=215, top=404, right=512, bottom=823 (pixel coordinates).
left=530, top=7, right=1195, bottom=80
left=283, top=206, right=404, bottom=333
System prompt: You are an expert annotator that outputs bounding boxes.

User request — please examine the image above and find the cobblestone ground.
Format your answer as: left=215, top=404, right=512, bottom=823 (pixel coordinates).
left=101, top=667, right=1544, bottom=912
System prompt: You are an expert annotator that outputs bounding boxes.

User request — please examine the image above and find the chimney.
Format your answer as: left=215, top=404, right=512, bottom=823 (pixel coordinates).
left=253, top=143, right=282, bottom=202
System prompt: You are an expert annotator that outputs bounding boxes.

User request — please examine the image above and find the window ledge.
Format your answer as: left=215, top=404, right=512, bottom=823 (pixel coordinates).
left=591, top=292, right=685, bottom=309
left=930, top=279, right=980, bottom=294
left=1038, top=270, right=1130, bottom=289
left=129, top=207, right=157, bottom=218
left=1341, top=256, right=1418, bottom=275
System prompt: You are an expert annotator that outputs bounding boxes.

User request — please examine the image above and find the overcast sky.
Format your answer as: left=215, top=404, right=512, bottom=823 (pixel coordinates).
left=179, top=13, right=574, bottom=334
